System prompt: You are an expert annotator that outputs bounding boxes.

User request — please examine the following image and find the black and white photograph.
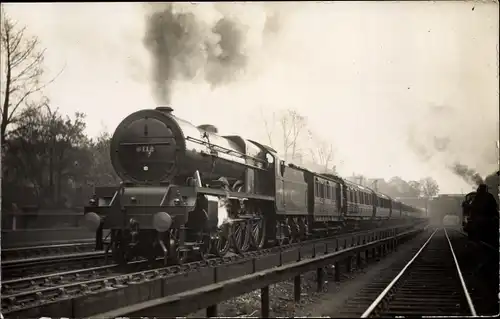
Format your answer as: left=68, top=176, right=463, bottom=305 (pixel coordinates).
left=0, top=1, right=498, bottom=318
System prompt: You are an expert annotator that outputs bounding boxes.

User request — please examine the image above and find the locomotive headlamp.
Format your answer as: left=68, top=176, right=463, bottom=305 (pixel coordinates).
left=266, top=153, right=274, bottom=164
left=83, top=212, right=101, bottom=232
left=153, top=212, right=173, bottom=232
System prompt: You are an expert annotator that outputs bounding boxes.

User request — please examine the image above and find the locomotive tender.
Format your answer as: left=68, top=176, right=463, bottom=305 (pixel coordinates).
left=84, top=106, right=425, bottom=264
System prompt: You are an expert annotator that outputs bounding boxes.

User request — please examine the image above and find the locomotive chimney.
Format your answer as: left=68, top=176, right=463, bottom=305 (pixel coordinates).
left=156, top=106, right=174, bottom=113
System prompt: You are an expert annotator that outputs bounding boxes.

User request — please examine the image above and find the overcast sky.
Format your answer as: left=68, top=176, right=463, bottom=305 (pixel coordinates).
left=3, top=1, right=499, bottom=194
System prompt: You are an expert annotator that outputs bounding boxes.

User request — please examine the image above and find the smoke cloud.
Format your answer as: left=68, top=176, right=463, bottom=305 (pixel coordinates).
left=406, top=102, right=498, bottom=189
left=448, top=162, right=484, bottom=187
left=143, top=3, right=278, bottom=104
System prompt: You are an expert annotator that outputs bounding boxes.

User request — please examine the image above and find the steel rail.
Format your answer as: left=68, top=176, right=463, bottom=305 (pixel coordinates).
left=360, top=228, right=438, bottom=318
left=2, top=263, right=117, bottom=286
left=444, top=228, right=477, bottom=316
left=1, top=251, right=109, bottom=281
left=1, top=258, right=151, bottom=299
left=1, top=242, right=96, bottom=262
left=1, top=241, right=94, bottom=253
left=1, top=251, right=105, bottom=268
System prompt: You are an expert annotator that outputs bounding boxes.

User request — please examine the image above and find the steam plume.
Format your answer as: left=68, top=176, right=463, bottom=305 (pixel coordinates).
left=449, top=162, right=484, bottom=187
left=406, top=103, right=498, bottom=190
left=143, top=3, right=275, bottom=104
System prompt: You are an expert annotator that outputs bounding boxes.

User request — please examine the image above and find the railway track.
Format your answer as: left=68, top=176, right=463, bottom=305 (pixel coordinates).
left=1, top=241, right=95, bottom=261
left=2, top=223, right=421, bottom=317
left=335, top=227, right=494, bottom=318
left=1, top=258, right=160, bottom=307
left=1, top=251, right=109, bottom=279
left=361, top=227, right=475, bottom=317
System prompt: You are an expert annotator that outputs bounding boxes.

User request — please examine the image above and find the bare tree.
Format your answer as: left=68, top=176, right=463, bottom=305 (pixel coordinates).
left=279, top=109, right=306, bottom=161
left=308, top=130, right=335, bottom=173
left=0, top=7, right=63, bottom=147
left=258, top=108, right=307, bottom=162
left=259, top=106, right=276, bottom=148
left=419, top=177, right=440, bottom=198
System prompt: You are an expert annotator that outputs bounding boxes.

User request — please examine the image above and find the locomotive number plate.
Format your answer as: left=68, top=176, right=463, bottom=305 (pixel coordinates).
left=136, top=145, right=155, bottom=157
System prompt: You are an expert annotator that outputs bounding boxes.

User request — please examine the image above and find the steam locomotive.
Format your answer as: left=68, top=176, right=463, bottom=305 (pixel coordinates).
left=461, top=192, right=476, bottom=234
left=83, top=106, right=426, bottom=264
left=462, top=189, right=499, bottom=246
